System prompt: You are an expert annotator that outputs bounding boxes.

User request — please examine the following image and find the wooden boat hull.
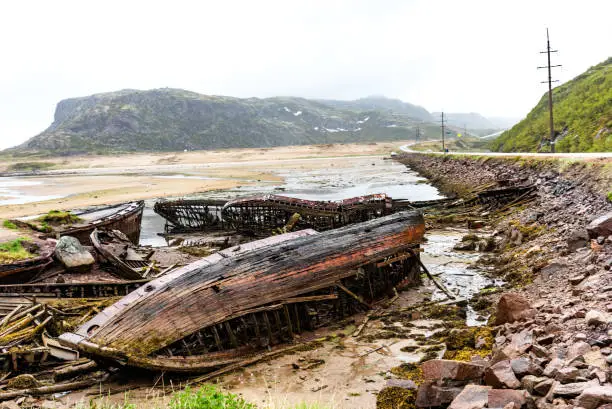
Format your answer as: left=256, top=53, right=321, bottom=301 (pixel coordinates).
left=59, top=201, right=144, bottom=246
left=60, top=211, right=424, bottom=372
left=0, top=253, right=54, bottom=284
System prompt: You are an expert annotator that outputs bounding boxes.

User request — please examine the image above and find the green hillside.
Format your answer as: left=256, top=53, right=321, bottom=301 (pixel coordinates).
left=491, top=57, right=612, bottom=152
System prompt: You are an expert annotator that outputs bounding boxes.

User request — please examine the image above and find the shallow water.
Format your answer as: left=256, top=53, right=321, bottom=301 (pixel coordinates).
left=422, top=229, right=502, bottom=326
left=0, top=177, right=62, bottom=205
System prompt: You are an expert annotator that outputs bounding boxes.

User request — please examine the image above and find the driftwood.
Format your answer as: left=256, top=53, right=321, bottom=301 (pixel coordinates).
left=0, top=374, right=108, bottom=401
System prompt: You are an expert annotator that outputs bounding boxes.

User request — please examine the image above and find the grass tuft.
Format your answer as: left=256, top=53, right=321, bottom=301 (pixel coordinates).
left=0, top=238, right=34, bottom=263
left=2, top=220, right=17, bottom=230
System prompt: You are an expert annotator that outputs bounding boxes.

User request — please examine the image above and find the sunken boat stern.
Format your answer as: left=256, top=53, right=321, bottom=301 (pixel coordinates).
left=60, top=211, right=425, bottom=373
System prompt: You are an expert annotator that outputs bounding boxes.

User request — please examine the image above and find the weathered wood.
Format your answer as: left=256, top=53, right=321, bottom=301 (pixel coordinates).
left=0, top=375, right=108, bottom=401
left=61, top=211, right=424, bottom=371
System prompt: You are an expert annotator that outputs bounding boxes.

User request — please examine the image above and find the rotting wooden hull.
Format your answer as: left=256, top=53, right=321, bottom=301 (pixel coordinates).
left=0, top=252, right=54, bottom=284
left=59, top=201, right=144, bottom=246
left=90, top=229, right=150, bottom=281
left=60, top=211, right=424, bottom=372
left=154, top=199, right=227, bottom=233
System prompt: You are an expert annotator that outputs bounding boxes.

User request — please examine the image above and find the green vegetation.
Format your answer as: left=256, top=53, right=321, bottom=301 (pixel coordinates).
left=6, top=161, right=54, bottom=172
left=0, top=238, right=34, bottom=263
left=491, top=57, right=612, bottom=152
left=2, top=220, right=17, bottom=229
left=169, top=385, right=256, bottom=409
left=37, top=209, right=82, bottom=225
left=608, top=191, right=612, bottom=203
left=9, top=89, right=448, bottom=154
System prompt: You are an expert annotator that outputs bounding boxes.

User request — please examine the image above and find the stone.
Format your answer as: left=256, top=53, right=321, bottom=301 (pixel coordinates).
left=385, top=379, right=417, bottom=390
left=420, top=359, right=484, bottom=381
left=586, top=212, right=612, bottom=238
left=495, top=293, right=536, bottom=325
left=567, top=229, right=589, bottom=252
left=533, top=379, right=554, bottom=396
left=574, top=333, right=587, bottom=341
left=521, top=375, right=547, bottom=394
left=583, top=349, right=606, bottom=369
left=554, top=367, right=579, bottom=384
left=488, top=389, right=527, bottom=407
left=54, top=236, right=95, bottom=272
left=511, top=357, right=542, bottom=377
left=530, top=344, right=550, bottom=359
left=542, top=358, right=564, bottom=377
left=415, top=382, right=463, bottom=408
left=484, top=360, right=521, bottom=389
left=567, top=341, right=591, bottom=360
left=502, top=329, right=535, bottom=359
left=585, top=310, right=608, bottom=326
left=448, top=385, right=491, bottom=409
left=536, top=334, right=555, bottom=345
left=574, top=385, right=612, bottom=409
left=552, top=379, right=598, bottom=397
left=0, top=401, right=20, bottom=409
left=569, top=274, right=586, bottom=285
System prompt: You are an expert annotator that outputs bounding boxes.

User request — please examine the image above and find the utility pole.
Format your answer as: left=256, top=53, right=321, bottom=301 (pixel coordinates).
left=440, top=112, right=446, bottom=153
left=537, top=28, right=561, bottom=153
left=415, top=125, right=421, bottom=144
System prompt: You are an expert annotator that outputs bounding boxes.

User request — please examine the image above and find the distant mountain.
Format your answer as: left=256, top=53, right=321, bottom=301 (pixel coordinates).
left=491, top=57, right=612, bottom=152
left=9, top=89, right=442, bottom=154
left=318, top=96, right=433, bottom=122
left=432, top=112, right=498, bottom=131
left=487, top=116, right=520, bottom=129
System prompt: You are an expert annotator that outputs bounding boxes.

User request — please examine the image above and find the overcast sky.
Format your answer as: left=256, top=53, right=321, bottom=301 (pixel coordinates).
left=0, top=0, right=610, bottom=149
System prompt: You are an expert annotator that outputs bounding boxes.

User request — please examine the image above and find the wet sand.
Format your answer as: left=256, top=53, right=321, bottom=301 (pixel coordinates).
left=0, top=142, right=407, bottom=221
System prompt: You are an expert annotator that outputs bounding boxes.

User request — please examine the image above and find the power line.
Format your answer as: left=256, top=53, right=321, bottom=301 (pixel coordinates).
left=537, top=28, right=561, bottom=153
left=440, top=112, right=446, bottom=153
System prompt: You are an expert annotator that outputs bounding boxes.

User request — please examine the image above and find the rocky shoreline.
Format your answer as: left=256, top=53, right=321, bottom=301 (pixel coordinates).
left=378, top=154, right=612, bottom=408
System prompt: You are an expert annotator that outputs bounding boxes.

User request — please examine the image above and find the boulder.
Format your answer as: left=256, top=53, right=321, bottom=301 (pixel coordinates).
left=511, top=357, right=542, bottom=377
left=521, top=375, right=547, bottom=394
left=487, top=389, right=527, bottom=408
left=502, top=329, right=534, bottom=359
left=448, top=385, right=491, bottom=409
left=542, top=358, right=564, bottom=378
left=415, top=382, right=463, bottom=408
left=484, top=360, right=521, bottom=389
left=420, top=359, right=485, bottom=382
left=54, top=236, right=95, bottom=272
left=587, top=212, right=612, bottom=238
left=585, top=310, right=608, bottom=326
left=533, top=378, right=554, bottom=396
left=567, top=341, right=591, bottom=360
left=495, top=293, right=535, bottom=325
left=569, top=274, right=586, bottom=285
left=554, top=367, right=579, bottom=384
left=552, top=379, right=598, bottom=397
left=567, top=228, right=590, bottom=251
left=575, top=385, right=612, bottom=409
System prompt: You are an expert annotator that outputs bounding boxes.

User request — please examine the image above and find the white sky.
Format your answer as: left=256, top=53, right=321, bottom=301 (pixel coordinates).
left=0, top=0, right=610, bottom=149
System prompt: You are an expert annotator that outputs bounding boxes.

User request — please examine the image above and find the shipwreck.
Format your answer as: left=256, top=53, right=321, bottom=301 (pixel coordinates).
left=60, top=210, right=425, bottom=372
